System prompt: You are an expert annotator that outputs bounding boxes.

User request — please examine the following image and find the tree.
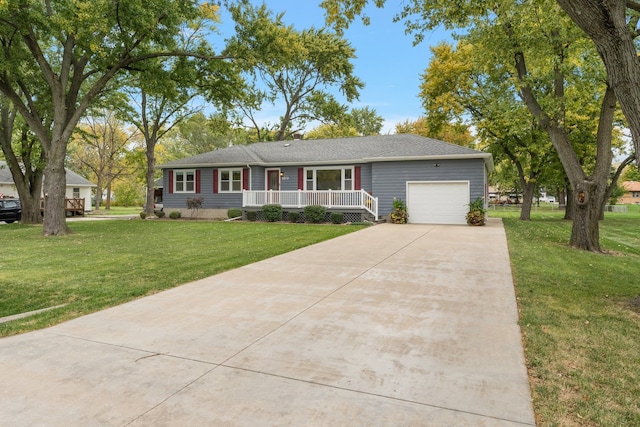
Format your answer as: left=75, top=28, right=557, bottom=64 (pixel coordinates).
left=418, top=41, right=560, bottom=221
left=223, top=2, right=364, bottom=141
left=322, top=0, right=640, bottom=174
left=162, top=113, right=231, bottom=160
left=395, top=118, right=475, bottom=148
left=0, top=1, right=227, bottom=235
left=322, top=0, right=627, bottom=252
left=67, top=110, right=136, bottom=211
left=306, top=106, right=384, bottom=139
left=554, top=1, right=640, bottom=171
left=0, top=101, right=44, bottom=223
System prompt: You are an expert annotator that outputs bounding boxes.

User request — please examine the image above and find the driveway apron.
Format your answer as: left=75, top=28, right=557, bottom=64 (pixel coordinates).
left=0, top=220, right=535, bottom=426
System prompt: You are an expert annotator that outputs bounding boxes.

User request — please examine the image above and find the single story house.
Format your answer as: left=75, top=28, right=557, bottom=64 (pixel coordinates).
left=157, top=134, right=493, bottom=224
left=0, top=161, right=96, bottom=211
left=618, top=181, right=640, bottom=204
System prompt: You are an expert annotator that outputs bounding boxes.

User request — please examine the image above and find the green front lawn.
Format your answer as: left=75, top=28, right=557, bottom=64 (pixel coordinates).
left=497, top=209, right=640, bottom=426
left=0, top=220, right=366, bottom=336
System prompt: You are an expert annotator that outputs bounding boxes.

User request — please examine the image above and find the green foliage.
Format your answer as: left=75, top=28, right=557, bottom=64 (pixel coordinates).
left=306, top=106, right=384, bottom=139
left=609, top=183, right=625, bottom=205
left=304, top=205, right=327, bottom=223
left=0, top=0, right=228, bottom=235
left=466, top=197, right=486, bottom=226
left=223, top=2, right=364, bottom=140
left=156, top=211, right=166, bottom=218
left=330, top=212, right=344, bottom=224
left=246, top=211, right=257, bottom=221
left=227, top=208, right=242, bottom=218
left=390, top=197, right=408, bottom=224
left=169, top=211, right=181, bottom=219
left=139, top=211, right=147, bottom=219
left=262, top=204, right=283, bottom=222
left=288, top=211, right=301, bottom=223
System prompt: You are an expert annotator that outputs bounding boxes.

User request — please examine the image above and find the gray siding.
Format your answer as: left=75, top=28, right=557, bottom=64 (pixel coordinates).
left=371, top=159, right=486, bottom=216
left=162, top=160, right=486, bottom=215
left=163, top=167, right=243, bottom=210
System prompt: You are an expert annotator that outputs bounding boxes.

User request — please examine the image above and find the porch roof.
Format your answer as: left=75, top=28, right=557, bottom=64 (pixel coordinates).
left=157, top=134, right=493, bottom=171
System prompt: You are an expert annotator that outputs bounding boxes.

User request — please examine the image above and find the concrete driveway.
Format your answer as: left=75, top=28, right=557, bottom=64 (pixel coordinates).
left=0, top=221, right=535, bottom=426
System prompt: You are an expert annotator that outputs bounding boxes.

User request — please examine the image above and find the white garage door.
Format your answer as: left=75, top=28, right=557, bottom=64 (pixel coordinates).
left=407, top=181, right=470, bottom=224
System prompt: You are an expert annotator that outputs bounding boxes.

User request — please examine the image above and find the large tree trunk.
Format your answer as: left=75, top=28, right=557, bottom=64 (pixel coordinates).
left=42, top=140, right=71, bottom=236
left=556, top=0, right=640, bottom=170
left=520, top=180, right=536, bottom=221
left=569, top=181, right=607, bottom=251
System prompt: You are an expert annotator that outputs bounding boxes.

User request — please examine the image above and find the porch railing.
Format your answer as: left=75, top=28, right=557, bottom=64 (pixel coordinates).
left=242, top=189, right=378, bottom=221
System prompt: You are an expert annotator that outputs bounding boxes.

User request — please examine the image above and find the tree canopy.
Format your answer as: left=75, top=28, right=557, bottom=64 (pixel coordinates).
left=0, top=0, right=227, bottom=235
left=222, top=2, right=364, bottom=141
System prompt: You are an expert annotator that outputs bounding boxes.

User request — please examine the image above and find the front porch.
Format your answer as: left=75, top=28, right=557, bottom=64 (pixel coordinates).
left=242, top=189, right=378, bottom=221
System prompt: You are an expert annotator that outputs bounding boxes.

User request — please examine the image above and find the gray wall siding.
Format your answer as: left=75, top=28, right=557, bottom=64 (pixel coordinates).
left=162, top=160, right=485, bottom=215
left=372, top=159, right=486, bottom=216
left=162, top=167, right=243, bottom=210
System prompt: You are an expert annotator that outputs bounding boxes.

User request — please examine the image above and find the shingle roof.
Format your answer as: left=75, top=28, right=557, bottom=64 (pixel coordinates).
left=623, top=181, right=640, bottom=192
left=0, top=161, right=95, bottom=186
left=157, top=134, right=493, bottom=170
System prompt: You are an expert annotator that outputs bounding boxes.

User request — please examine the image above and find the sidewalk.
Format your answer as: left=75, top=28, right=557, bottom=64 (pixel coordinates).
left=0, top=221, right=535, bottom=426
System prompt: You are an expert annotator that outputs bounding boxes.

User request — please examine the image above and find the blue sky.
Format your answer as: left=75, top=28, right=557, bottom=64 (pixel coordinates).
left=215, top=2, right=452, bottom=134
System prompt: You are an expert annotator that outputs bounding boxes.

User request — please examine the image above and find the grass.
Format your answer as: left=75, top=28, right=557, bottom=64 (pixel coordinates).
left=493, top=207, right=640, bottom=426
left=0, top=220, right=366, bottom=336
left=3, top=206, right=640, bottom=424
left=88, top=206, right=143, bottom=215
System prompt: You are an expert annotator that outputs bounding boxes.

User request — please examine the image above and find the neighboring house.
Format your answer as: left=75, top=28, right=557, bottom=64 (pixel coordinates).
left=0, top=161, right=96, bottom=212
left=157, top=134, right=493, bottom=225
left=619, top=181, right=640, bottom=204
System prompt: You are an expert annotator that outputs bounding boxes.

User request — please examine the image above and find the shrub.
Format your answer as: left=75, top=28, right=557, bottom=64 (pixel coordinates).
left=288, top=212, right=300, bottom=223
left=169, top=211, right=181, bottom=220
left=390, top=197, right=408, bottom=224
left=246, top=211, right=257, bottom=221
left=139, top=211, right=147, bottom=220
left=304, top=205, right=326, bottom=223
left=156, top=211, right=166, bottom=218
left=262, top=204, right=283, bottom=222
left=227, top=208, right=242, bottom=218
left=330, top=212, right=344, bottom=224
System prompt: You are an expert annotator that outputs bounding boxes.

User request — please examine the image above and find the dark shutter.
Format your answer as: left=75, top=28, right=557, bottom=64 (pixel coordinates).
left=213, top=169, right=218, bottom=194
left=168, top=171, right=174, bottom=194
left=195, top=170, right=201, bottom=193
left=242, top=168, right=250, bottom=190
left=298, top=168, right=304, bottom=190
left=354, top=166, right=361, bottom=190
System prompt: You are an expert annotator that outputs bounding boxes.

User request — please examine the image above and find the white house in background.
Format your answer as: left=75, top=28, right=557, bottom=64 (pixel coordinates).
left=0, top=161, right=96, bottom=211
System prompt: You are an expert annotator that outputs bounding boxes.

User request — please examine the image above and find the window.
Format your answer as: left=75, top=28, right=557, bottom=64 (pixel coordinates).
left=305, top=167, right=354, bottom=191
left=633, top=192, right=640, bottom=198
left=220, top=169, right=242, bottom=192
left=175, top=170, right=195, bottom=193
left=73, top=188, right=80, bottom=198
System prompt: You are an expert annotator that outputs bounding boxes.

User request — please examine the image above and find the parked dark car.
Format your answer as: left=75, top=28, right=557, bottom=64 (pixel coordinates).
left=0, top=198, right=21, bottom=223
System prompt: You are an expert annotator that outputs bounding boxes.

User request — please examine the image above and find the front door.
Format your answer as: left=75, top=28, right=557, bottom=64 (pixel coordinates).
left=266, top=169, right=281, bottom=204
left=267, top=170, right=280, bottom=191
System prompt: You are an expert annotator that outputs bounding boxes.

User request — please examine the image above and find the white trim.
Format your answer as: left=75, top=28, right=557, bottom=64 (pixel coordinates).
left=304, top=166, right=354, bottom=191
left=174, top=169, right=196, bottom=194
left=265, top=168, right=281, bottom=191
left=406, top=180, right=470, bottom=225
left=219, top=168, right=243, bottom=193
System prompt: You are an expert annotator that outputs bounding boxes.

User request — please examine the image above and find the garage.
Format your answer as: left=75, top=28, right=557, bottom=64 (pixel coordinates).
left=406, top=181, right=470, bottom=225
